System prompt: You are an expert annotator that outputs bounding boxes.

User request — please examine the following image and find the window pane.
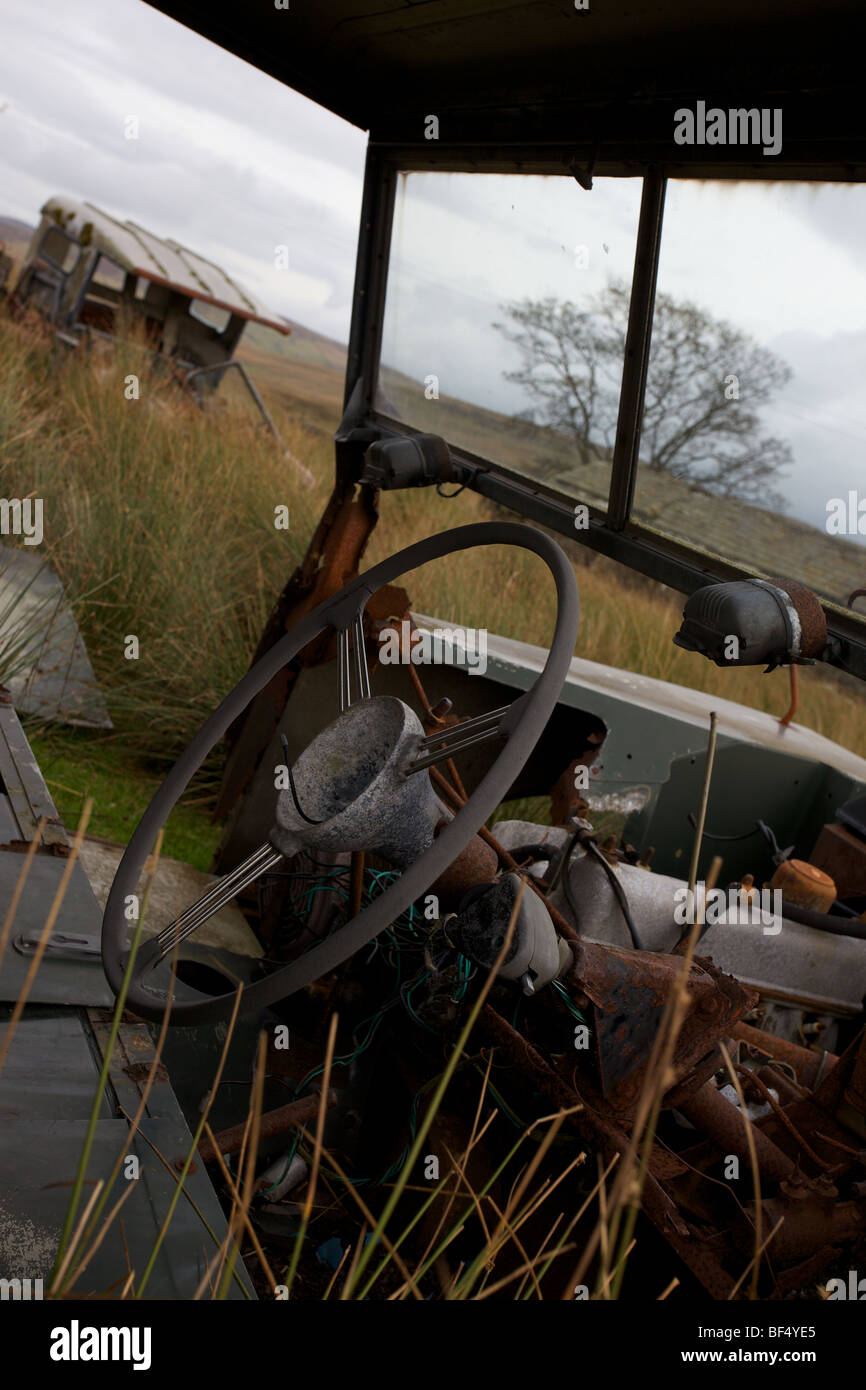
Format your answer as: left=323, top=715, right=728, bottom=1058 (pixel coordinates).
left=633, top=181, right=866, bottom=613
left=39, top=226, right=79, bottom=273
left=189, top=299, right=231, bottom=333
left=90, top=254, right=125, bottom=291
left=380, top=172, right=644, bottom=510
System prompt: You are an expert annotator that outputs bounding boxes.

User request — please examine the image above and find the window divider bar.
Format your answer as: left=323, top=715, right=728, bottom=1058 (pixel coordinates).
left=607, top=170, right=667, bottom=532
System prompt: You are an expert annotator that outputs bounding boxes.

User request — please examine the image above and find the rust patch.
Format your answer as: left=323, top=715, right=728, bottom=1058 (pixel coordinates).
left=770, top=576, right=828, bottom=659
left=125, top=1061, right=169, bottom=1084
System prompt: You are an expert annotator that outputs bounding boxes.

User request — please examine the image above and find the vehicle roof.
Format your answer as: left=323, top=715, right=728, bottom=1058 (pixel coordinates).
left=40, top=196, right=290, bottom=334
left=148, top=1, right=865, bottom=173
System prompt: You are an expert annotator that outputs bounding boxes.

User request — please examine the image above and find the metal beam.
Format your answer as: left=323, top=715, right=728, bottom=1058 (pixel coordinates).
left=607, top=171, right=666, bottom=531
left=367, top=140, right=866, bottom=183
left=344, top=145, right=397, bottom=414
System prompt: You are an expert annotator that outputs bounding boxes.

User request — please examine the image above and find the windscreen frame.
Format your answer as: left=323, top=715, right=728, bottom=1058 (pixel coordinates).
left=342, top=144, right=866, bottom=678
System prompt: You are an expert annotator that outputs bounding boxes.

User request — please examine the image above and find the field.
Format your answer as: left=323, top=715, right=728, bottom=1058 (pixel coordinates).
left=0, top=297, right=864, bottom=868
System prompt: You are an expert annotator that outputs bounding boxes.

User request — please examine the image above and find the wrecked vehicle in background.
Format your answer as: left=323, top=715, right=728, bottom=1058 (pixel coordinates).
left=10, top=195, right=287, bottom=428
left=3, top=0, right=866, bottom=1304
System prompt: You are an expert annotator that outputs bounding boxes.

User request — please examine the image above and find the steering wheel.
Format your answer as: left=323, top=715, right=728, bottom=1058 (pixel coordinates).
left=101, top=521, right=579, bottom=1025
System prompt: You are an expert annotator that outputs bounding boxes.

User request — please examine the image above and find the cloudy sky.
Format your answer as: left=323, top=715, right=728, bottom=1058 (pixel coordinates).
left=0, top=0, right=367, bottom=341
left=1, top=0, right=864, bottom=539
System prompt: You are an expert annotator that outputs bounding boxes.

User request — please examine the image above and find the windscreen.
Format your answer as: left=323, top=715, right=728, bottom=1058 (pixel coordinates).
left=632, top=179, right=866, bottom=613
left=381, top=171, right=866, bottom=616
left=380, top=171, right=644, bottom=516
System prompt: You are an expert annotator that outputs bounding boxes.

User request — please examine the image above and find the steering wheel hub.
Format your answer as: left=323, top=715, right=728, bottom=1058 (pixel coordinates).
left=271, top=695, right=447, bottom=864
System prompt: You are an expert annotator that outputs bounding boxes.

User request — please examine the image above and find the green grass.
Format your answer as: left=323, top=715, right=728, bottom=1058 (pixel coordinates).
left=24, top=725, right=221, bottom=870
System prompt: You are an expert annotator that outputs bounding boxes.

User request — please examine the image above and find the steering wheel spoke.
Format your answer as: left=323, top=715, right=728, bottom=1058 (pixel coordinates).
left=405, top=703, right=512, bottom=775
left=337, top=611, right=371, bottom=711
left=153, top=841, right=283, bottom=961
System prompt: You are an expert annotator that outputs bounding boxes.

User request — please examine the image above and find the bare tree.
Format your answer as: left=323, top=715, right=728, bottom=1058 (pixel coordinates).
left=494, top=280, right=792, bottom=508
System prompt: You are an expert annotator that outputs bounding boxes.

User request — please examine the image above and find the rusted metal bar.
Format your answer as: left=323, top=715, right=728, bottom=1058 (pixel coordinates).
left=734, top=1063, right=833, bottom=1170
left=191, top=1089, right=336, bottom=1166
left=732, top=1022, right=837, bottom=1091
left=349, top=851, right=365, bottom=918
left=214, top=483, right=379, bottom=827
left=678, top=1079, right=795, bottom=1183
left=184, top=358, right=281, bottom=440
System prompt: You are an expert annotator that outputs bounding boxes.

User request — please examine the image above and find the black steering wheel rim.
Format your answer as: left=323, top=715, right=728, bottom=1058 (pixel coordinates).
left=102, top=520, right=580, bottom=1025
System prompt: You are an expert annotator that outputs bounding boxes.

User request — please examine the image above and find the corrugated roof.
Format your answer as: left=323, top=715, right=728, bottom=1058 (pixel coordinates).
left=41, top=196, right=290, bottom=335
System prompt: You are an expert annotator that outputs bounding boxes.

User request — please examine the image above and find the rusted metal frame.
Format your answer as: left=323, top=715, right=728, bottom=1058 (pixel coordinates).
left=0, top=701, right=68, bottom=849
left=211, top=150, right=396, bottom=823
left=190, top=1090, right=336, bottom=1168
left=213, top=480, right=380, bottom=823
left=606, top=171, right=667, bottom=531
left=184, top=359, right=281, bottom=439
left=479, top=1003, right=717, bottom=1287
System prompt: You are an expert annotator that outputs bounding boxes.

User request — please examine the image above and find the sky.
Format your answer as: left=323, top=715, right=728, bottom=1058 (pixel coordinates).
left=0, top=0, right=864, bottom=538
left=0, top=0, right=368, bottom=342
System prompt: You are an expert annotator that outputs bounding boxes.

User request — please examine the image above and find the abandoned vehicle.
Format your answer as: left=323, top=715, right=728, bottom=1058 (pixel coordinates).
left=10, top=195, right=288, bottom=418
left=2, top=0, right=866, bottom=1310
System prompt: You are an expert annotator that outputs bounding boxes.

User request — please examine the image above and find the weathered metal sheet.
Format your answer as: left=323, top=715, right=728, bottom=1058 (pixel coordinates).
left=0, top=701, right=69, bottom=844
left=0, top=853, right=114, bottom=1008
left=0, top=1012, right=114, bottom=1122
left=0, top=546, right=111, bottom=731
left=0, top=1012, right=255, bottom=1299
left=40, top=197, right=289, bottom=334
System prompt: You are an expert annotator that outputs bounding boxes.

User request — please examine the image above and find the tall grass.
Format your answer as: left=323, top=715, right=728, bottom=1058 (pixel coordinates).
left=0, top=314, right=328, bottom=761
left=1, top=310, right=864, bottom=776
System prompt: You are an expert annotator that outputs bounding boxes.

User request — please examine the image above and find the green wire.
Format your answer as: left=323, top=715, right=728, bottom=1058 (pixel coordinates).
left=551, top=978, right=588, bottom=1025
left=260, top=1132, right=300, bottom=1196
